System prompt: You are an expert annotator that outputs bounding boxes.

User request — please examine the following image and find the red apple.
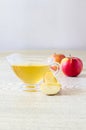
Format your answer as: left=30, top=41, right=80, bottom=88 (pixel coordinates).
left=61, top=56, right=83, bottom=77
left=51, top=53, right=65, bottom=64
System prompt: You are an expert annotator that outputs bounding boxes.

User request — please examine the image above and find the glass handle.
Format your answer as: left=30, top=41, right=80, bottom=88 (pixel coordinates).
left=50, top=62, right=60, bottom=76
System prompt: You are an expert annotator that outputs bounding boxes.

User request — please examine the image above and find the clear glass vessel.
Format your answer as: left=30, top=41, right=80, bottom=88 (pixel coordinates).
left=6, top=53, right=60, bottom=92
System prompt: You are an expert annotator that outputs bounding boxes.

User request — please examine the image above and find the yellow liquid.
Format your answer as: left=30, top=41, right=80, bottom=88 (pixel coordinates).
left=12, top=64, right=50, bottom=84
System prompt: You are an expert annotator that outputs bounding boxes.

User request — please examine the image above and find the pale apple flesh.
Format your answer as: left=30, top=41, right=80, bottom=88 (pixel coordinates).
left=40, top=83, right=61, bottom=95
left=40, top=72, right=61, bottom=95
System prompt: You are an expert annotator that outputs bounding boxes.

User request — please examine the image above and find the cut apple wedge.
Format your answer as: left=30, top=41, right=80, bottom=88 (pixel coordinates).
left=40, top=71, right=62, bottom=95
left=43, top=71, right=58, bottom=83
left=40, top=82, right=61, bottom=95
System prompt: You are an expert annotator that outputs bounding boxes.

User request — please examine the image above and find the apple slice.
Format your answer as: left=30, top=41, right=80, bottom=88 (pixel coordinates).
left=43, top=71, right=58, bottom=83
left=40, top=82, right=61, bottom=95
left=40, top=71, right=61, bottom=95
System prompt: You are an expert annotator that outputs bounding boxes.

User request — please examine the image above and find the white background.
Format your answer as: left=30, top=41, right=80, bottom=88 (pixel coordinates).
left=0, top=0, right=86, bottom=51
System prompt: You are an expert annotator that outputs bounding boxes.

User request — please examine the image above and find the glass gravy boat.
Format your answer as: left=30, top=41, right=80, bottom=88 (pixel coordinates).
left=6, top=53, right=60, bottom=92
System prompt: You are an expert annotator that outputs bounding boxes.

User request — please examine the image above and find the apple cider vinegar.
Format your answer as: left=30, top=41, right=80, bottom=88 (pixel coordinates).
left=12, top=64, right=50, bottom=84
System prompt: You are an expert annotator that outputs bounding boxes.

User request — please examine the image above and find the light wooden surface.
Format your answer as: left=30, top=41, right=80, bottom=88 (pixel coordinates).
left=0, top=50, right=86, bottom=130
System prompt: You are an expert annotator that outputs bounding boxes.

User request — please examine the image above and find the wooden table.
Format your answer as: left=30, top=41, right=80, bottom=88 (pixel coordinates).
left=0, top=50, right=86, bottom=130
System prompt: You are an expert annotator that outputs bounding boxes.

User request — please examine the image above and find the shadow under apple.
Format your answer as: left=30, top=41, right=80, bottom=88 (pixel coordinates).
left=78, top=73, right=86, bottom=78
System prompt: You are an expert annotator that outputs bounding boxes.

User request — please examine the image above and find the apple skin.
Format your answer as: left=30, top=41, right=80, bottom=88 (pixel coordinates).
left=61, top=57, right=83, bottom=77
left=51, top=53, right=65, bottom=64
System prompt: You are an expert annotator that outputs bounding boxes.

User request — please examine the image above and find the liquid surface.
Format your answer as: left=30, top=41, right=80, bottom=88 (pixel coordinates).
left=12, top=64, right=50, bottom=84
